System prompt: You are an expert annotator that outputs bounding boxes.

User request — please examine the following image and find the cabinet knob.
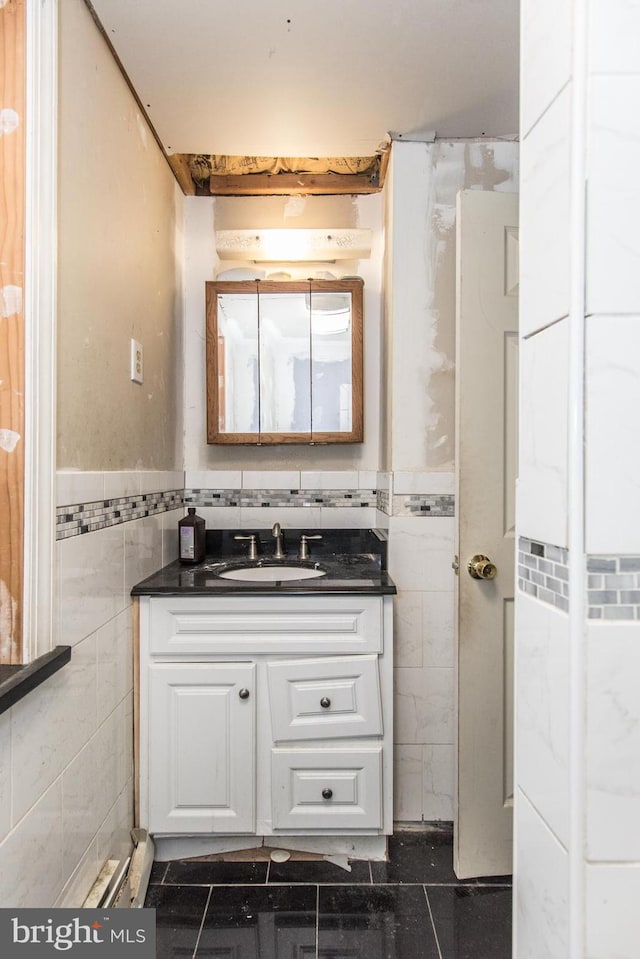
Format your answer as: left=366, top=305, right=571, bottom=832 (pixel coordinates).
left=322, top=788, right=333, bottom=800
left=238, top=688, right=250, bottom=700
left=320, top=696, right=331, bottom=709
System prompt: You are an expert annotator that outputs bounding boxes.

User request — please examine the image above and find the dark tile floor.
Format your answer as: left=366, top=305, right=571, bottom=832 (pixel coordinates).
left=144, top=828, right=512, bottom=959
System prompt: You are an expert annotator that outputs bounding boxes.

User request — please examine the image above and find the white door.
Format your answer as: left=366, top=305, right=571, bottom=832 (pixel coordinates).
left=454, top=189, right=519, bottom=878
left=148, top=662, right=255, bottom=833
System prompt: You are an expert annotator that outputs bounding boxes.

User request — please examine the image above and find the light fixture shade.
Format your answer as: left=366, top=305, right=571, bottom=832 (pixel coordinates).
left=215, top=228, right=372, bottom=262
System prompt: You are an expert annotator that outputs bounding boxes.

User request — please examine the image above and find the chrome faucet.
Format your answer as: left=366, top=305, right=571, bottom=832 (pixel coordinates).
left=272, top=522, right=285, bottom=559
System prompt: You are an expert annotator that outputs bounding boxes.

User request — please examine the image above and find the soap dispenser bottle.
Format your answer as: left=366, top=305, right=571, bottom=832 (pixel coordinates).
left=179, top=507, right=205, bottom=563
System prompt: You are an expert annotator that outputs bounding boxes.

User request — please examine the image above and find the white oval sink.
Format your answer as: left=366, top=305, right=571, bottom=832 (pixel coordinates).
left=219, top=565, right=326, bottom=582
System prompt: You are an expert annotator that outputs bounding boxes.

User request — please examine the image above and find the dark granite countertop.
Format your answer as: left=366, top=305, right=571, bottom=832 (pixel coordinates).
left=131, top=528, right=396, bottom=597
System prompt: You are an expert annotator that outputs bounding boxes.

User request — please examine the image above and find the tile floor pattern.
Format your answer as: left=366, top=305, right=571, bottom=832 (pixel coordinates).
left=144, top=830, right=512, bottom=958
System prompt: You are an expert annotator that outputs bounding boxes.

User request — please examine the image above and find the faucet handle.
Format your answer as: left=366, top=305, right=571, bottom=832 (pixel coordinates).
left=299, top=533, right=322, bottom=560
left=234, top=533, right=258, bottom=560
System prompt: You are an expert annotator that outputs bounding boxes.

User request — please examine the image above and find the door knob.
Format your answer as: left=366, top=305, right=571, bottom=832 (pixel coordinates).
left=238, top=688, right=250, bottom=699
left=467, top=554, right=497, bottom=580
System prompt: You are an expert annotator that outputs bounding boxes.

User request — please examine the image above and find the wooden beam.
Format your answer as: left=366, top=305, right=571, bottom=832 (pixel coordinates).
left=167, top=154, right=196, bottom=196
left=207, top=170, right=384, bottom=197
left=0, top=0, right=25, bottom=663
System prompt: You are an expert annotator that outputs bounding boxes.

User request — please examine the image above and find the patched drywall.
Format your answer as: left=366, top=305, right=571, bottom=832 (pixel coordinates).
left=387, top=140, right=519, bottom=470
left=57, top=0, right=182, bottom=470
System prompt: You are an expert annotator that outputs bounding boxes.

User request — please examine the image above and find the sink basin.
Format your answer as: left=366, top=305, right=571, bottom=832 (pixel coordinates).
left=218, top=564, right=326, bottom=582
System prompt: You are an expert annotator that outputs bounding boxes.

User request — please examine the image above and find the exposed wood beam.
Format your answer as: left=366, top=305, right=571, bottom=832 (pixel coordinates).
left=205, top=170, right=385, bottom=197
left=167, top=154, right=196, bottom=196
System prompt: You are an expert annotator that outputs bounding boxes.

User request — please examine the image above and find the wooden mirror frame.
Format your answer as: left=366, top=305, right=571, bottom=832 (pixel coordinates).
left=206, top=279, right=364, bottom=445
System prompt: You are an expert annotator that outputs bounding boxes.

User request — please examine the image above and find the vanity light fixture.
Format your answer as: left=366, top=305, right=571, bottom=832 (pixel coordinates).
left=215, top=228, right=372, bottom=263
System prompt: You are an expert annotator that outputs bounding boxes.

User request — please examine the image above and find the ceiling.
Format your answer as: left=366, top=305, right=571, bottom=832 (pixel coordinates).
left=88, top=0, right=520, bottom=160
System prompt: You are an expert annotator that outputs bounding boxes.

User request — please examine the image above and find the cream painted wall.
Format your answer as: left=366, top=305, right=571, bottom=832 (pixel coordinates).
left=182, top=192, right=384, bottom=471
left=57, top=0, right=183, bottom=470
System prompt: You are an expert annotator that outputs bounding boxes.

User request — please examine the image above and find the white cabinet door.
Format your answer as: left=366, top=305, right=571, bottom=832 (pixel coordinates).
left=148, top=662, right=255, bottom=834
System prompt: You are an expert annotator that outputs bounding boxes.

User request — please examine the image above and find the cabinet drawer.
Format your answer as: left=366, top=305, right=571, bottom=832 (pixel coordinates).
left=271, top=747, right=382, bottom=829
left=267, top=655, right=382, bottom=742
left=148, top=596, right=382, bottom=655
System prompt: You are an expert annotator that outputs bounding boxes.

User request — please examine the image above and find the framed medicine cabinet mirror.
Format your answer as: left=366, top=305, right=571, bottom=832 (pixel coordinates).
left=206, top=279, right=363, bottom=444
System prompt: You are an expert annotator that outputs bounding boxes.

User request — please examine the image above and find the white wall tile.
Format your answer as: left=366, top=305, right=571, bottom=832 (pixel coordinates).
left=518, top=319, right=569, bottom=547
left=586, top=316, right=640, bottom=553
left=96, top=609, right=133, bottom=727
left=520, top=0, right=572, bottom=137
left=422, top=591, right=455, bottom=667
left=57, top=471, right=104, bottom=507
left=587, top=621, right=640, bottom=861
left=57, top=524, right=127, bottom=646
left=358, top=470, right=377, bottom=490
left=242, top=471, right=300, bottom=490
left=393, top=471, right=455, bottom=495
left=193, top=506, right=242, bottom=530
left=589, top=0, right=640, bottom=74
left=62, top=741, right=101, bottom=879
left=520, top=86, right=571, bottom=337
left=0, top=780, right=65, bottom=908
left=0, top=711, right=11, bottom=843
left=319, top=507, right=378, bottom=529
left=11, top=635, right=97, bottom=825
left=97, top=784, right=134, bottom=869
left=587, top=76, right=640, bottom=315
left=388, top=516, right=456, bottom=591
left=94, top=700, right=132, bottom=830
left=124, top=515, right=164, bottom=596
left=394, top=592, right=424, bottom=668
left=239, top=506, right=322, bottom=530
left=394, top=666, right=455, bottom=745
left=515, top=791, right=569, bottom=959
left=103, top=471, right=139, bottom=500
left=140, top=470, right=184, bottom=494
left=586, top=864, right=640, bottom=959
left=185, top=469, right=241, bottom=489
left=393, top=745, right=423, bottom=821
left=422, top=744, right=455, bottom=821
left=300, top=470, right=359, bottom=490
left=54, top=839, right=98, bottom=908
left=161, top=507, right=182, bottom=565
left=376, top=471, right=391, bottom=492
left=516, top=594, right=570, bottom=847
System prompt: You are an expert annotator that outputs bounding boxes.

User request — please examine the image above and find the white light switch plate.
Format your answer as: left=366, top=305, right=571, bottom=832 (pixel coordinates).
left=130, top=339, right=143, bottom=384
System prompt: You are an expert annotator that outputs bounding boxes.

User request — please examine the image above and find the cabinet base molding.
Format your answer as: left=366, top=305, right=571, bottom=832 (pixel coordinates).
left=152, top=834, right=388, bottom=863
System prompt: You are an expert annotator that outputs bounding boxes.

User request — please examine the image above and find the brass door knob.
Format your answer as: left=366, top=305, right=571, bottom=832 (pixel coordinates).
left=467, top=554, right=497, bottom=580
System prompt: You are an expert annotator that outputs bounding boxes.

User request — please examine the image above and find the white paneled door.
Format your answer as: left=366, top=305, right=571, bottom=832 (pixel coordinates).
left=454, top=190, right=519, bottom=878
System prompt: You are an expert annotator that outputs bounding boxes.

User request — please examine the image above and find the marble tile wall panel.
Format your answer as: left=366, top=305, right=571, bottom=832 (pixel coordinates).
left=515, top=791, right=569, bottom=959
left=393, top=746, right=423, bottom=822
left=589, top=0, right=640, bottom=73
left=10, top=634, right=97, bottom=825
left=0, top=781, right=65, bottom=907
left=96, top=783, right=134, bottom=874
left=62, top=740, right=102, bottom=881
left=388, top=516, right=456, bottom=592
left=587, top=621, right=640, bottom=862
left=54, top=840, right=98, bottom=909
left=586, top=316, right=640, bottom=554
left=422, top=745, right=455, bottom=821
left=124, top=514, right=164, bottom=596
left=520, top=0, right=572, bottom=138
left=394, top=666, right=455, bottom=747
left=515, top=594, right=570, bottom=847
left=518, top=319, right=569, bottom=547
left=587, top=77, right=640, bottom=315
left=519, top=88, right=571, bottom=338
left=586, top=863, right=640, bottom=959
left=0, top=713, right=10, bottom=843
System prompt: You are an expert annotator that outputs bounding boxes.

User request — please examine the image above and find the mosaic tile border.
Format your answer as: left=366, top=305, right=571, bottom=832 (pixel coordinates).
left=587, top=556, right=640, bottom=621
left=518, top=537, right=570, bottom=612
left=184, top=488, right=378, bottom=509
left=56, top=490, right=183, bottom=540
left=391, top=493, right=455, bottom=517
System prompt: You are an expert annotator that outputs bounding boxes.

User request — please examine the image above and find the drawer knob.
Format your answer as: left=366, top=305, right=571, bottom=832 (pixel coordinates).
left=322, top=788, right=333, bottom=800
left=320, top=697, right=331, bottom=709
left=238, top=688, right=250, bottom=700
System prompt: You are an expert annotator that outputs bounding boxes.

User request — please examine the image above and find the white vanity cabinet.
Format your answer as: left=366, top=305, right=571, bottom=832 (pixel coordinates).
left=138, top=593, right=393, bottom=859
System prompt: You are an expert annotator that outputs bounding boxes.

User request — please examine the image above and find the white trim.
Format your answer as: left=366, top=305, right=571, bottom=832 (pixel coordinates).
left=23, top=0, right=58, bottom=660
